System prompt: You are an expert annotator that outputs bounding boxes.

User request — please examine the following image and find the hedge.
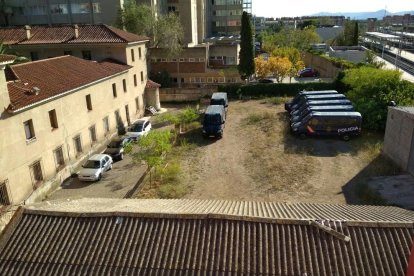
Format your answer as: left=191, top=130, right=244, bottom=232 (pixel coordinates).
left=218, top=82, right=337, bottom=99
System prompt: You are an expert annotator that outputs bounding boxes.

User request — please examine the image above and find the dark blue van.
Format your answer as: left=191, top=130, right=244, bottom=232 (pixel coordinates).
left=290, top=94, right=347, bottom=111
left=290, top=99, right=353, bottom=117
left=291, top=111, right=362, bottom=141
left=285, top=90, right=338, bottom=111
left=290, top=105, right=355, bottom=123
left=202, top=105, right=226, bottom=138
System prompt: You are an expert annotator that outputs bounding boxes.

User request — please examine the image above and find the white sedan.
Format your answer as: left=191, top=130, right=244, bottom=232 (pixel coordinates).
left=78, top=154, right=113, bottom=182
left=126, top=118, right=152, bottom=141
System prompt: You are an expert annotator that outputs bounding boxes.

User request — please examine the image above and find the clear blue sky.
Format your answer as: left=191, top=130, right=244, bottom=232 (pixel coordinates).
left=252, top=0, right=413, bottom=18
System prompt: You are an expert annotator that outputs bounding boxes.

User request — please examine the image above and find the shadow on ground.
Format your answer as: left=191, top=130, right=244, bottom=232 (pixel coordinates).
left=341, top=155, right=402, bottom=205
left=178, top=127, right=218, bottom=147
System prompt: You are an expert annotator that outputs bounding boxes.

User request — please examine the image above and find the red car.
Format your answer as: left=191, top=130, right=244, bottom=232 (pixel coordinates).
left=298, top=68, right=319, bottom=78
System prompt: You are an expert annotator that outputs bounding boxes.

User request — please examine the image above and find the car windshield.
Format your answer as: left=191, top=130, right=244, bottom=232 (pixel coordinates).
left=211, top=99, right=224, bottom=105
left=83, top=160, right=101, bottom=169
left=204, top=114, right=221, bottom=125
left=108, top=140, right=122, bottom=148
left=130, top=123, right=144, bottom=132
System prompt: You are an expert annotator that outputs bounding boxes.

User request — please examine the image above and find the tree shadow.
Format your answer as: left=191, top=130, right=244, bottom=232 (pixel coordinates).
left=178, top=127, right=218, bottom=147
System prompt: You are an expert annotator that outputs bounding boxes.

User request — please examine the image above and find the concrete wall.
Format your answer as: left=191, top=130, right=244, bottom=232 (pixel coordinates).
left=160, top=87, right=216, bottom=102
left=329, top=46, right=368, bottom=64
left=383, top=107, right=414, bottom=174
left=303, top=52, right=342, bottom=79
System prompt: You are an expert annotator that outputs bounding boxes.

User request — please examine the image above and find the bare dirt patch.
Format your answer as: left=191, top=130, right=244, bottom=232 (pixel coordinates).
left=179, top=100, right=391, bottom=204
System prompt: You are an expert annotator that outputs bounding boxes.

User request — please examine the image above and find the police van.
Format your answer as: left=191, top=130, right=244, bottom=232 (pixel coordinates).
left=290, top=94, right=347, bottom=111
left=285, top=90, right=338, bottom=111
left=290, top=105, right=354, bottom=123
left=290, top=99, right=353, bottom=117
left=291, top=111, right=362, bottom=141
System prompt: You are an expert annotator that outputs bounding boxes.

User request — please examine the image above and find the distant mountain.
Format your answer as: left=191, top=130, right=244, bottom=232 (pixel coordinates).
left=311, top=9, right=414, bottom=20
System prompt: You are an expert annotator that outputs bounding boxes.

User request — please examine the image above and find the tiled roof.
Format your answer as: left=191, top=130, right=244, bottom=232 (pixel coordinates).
left=0, top=199, right=412, bottom=275
left=0, top=54, right=15, bottom=63
left=0, top=24, right=149, bottom=45
left=145, top=79, right=161, bottom=89
left=6, top=56, right=131, bottom=111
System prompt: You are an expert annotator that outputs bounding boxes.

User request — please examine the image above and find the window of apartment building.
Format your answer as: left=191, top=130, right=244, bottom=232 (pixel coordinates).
left=179, top=58, right=185, bottom=62
left=125, top=105, right=131, bottom=125
left=92, top=3, right=101, bottom=13
left=114, top=110, right=122, bottom=129
left=73, top=135, right=83, bottom=154
left=103, top=116, right=110, bottom=135
left=71, top=3, right=90, bottom=14
left=50, top=4, right=68, bottom=14
left=30, top=5, right=47, bottom=15
left=86, top=94, right=92, bottom=111
left=138, top=47, right=142, bottom=59
left=82, top=50, right=91, bottom=60
left=0, top=180, right=11, bottom=206
left=29, top=160, right=43, bottom=187
left=226, top=56, right=236, bottom=65
left=24, top=119, right=36, bottom=141
left=140, top=71, right=144, bottom=83
left=167, top=6, right=176, bottom=12
left=30, top=52, right=39, bottom=61
left=12, top=7, right=24, bottom=16
left=123, top=79, right=127, bottom=93
left=135, top=97, right=140, bottom=113
left=199, top=58, right=205, bottom=62
left=112, top=83, right=117, bottom=98
left=189, top=58, right=195, bottom=62
left=89, top=125, right=97, bottom=143
left=53, top=146, right=65, bottom=170
left=64, top=50, right=72, bottom=56
left=131, top=48, right=135, bottom=62
left=48, top=109, right=58, bottom=129
left=133, top=74, right=137, bottom=87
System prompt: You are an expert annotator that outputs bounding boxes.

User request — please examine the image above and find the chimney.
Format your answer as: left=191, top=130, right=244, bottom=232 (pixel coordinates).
left=24, top=25, right=31, bottom=40
left=74, top=24, right=79, bottom=39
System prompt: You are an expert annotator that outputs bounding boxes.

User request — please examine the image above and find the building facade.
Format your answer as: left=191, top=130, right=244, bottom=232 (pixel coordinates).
left=0, top=25, right=150, bottom=206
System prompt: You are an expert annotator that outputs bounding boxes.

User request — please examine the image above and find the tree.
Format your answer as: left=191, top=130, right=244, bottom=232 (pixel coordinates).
left=342, top=67, right=414, bottom=130
left=364, top=50, right=385, bottom=69
left=134, top=130, right=174, bottom=184
left=116, top=1, right=183, bottom=58
left=333, top=20, right=359, bottom=46
left=238, top=11, right=255, bottom=81
left=254, top=56, right=270, bottom=79
left=268, top=56, right=292, bottom=83
left=272, top=47, right=304, bottom=82
left=262, top=27, right=320, bottom=52
left=352, top=21, right=359, bottom=45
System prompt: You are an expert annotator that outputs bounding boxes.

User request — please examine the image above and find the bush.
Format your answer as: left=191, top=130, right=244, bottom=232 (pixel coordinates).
left=218, top=82, right=337, bottom=99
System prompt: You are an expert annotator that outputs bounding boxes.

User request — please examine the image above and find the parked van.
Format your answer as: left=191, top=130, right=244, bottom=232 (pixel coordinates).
left=290, top=99, right=353, bottom=117
left=290, top=94, right=347, bottom=111
left=202, top=105, right=226, bottom=138
left=210, top=92, right=228, bottom=112
left=291, top=111, right=362, bottom=141
left=285, top=90, right=338, bottom=111
left=290, top=105, right=355, bottom=123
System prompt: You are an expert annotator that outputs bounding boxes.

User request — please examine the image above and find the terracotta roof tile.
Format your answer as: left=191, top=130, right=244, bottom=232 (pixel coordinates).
left=0, top=24, right=149, bottom=45
left=0, top=54, right=16, bottom=63
left=0, top=199, right=412, bottom=275
left=6, top=56, right=131, bottom=111
left=145, top=79, right=161, bottom=89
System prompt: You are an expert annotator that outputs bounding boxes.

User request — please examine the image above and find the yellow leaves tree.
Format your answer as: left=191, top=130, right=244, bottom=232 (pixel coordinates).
left=272, top=47, right=305, bottom=82
left=268, top=56, right=292, bottom=83
left=254, top=56, right=270, bottom=79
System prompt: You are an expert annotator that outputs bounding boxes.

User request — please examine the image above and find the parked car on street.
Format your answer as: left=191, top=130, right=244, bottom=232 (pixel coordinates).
left=103, top=136, right=132, bottom=161
left=298, top=68, right=319, bottom=78
left=258, top=78, right=273, bottom=83
left=126, top=118, right=151, bottom=141
left=78, top=154, right=113, bottom=181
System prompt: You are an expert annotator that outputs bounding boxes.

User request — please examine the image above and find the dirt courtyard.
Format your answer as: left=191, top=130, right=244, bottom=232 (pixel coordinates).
left=179, top=100, right=388, bottom=204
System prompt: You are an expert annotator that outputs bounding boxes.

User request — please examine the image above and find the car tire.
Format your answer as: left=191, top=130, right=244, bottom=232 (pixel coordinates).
left=98, top=173, right=102, bottom=181
left=109, top=164, right=113, bottom=170
left=342, top=135, right=350, bottom=141
left=299, top=133, right=307, bottom=140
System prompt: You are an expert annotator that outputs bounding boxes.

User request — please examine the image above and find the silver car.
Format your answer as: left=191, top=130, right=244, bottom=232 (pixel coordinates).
left=78, top=154, right=113, bottom=181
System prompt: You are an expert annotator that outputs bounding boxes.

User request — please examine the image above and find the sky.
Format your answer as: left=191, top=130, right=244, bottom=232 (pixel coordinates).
left=252, top=0, right=414, bottom=18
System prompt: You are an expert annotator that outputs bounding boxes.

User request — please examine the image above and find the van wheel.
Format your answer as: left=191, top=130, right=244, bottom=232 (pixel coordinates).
left=217, top=133, right=223, bottom=139
left=98, top=174, right=102, bottom=181
left=299, top=133, right=307, bottom=140
left=120, top=153, right=124, bottom=160
left=342, top=135, right=350, bottom=141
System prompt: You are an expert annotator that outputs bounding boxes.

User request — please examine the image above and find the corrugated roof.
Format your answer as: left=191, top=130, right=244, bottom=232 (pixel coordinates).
left=0, top=54, right=15, bottom=63
left=0, top=24, right=149, bottom=45
left=26, top=198, right=414, bottom=223
left=6, top=56, right=131, bottom=111
left=0, top=199, right=413, bottom=275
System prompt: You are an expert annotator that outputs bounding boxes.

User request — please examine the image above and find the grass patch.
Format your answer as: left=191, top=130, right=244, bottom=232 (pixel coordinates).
left=245, top=112, right=274, bottom=125
left=265, top=96, right=292, bottom=105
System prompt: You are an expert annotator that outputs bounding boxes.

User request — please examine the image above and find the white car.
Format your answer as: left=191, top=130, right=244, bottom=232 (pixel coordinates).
left=78, top=154, right=113, bottom=182
left=126, top=118, right=152, bottom=141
